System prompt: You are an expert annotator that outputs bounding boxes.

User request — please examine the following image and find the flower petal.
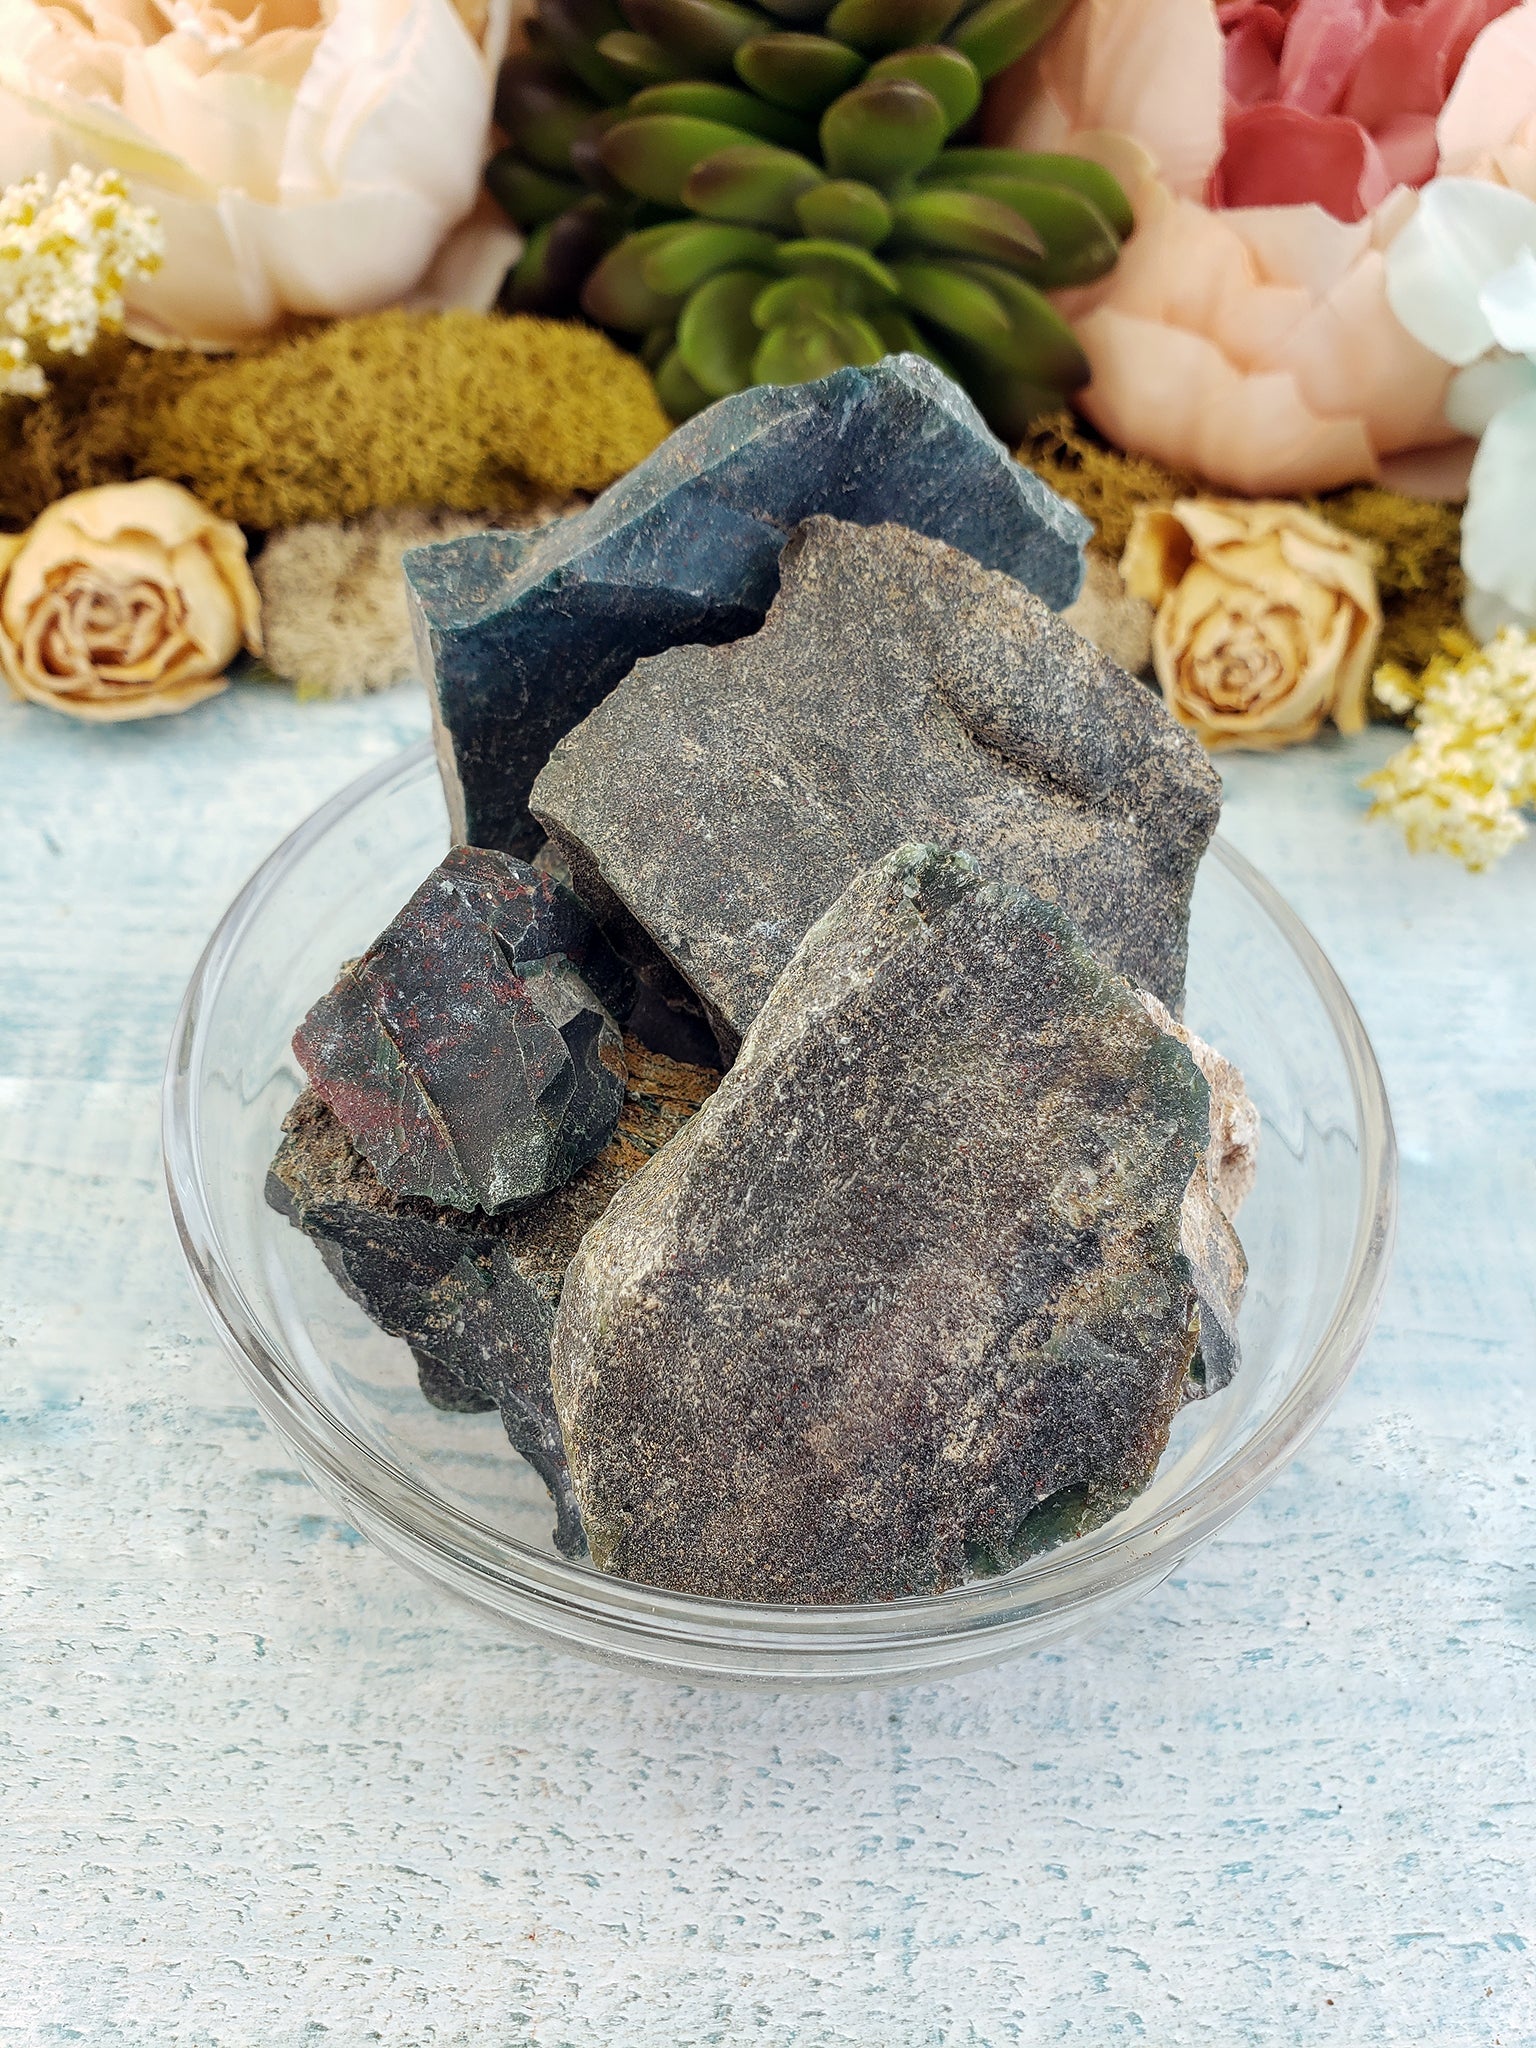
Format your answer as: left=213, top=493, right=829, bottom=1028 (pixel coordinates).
left=1438, top=4, right=1536, bottom=166
left=1460, top=386, right=1536, bottom=611
left=1386, top=174, right=1536, bottom=364
left=1213, top=103, right=1393, bottom=222
left=984, top=0, right=1226, bottom=201
left=1446, top=350, right=1536, bottom=433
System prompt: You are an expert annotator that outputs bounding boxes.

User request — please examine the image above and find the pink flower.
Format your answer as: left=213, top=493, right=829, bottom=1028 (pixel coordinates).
left=1211, top=0, right=1519, bottom=222
left=983, top=0, right=1534, bottom=492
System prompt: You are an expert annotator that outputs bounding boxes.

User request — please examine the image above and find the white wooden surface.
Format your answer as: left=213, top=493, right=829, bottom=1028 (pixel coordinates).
left=1, top=681, right=1532, bottom=2046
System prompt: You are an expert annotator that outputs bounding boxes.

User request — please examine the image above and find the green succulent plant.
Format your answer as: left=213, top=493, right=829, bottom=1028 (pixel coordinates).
left=486, top=0, right=1129, bottom=436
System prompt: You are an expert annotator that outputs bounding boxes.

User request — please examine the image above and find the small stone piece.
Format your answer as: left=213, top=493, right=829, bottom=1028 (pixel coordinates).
left=551, top=844, right=1244, bottom=1605
left=266, top=1040, right=720, bottom=1557
left=404, top=355, right=1089, bottom=856
left=293, top=845, right=631, bottom=1214
left=532, top=517, right=1221, bottom=1042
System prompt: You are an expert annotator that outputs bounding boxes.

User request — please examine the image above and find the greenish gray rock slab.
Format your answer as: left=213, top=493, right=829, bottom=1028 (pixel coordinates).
left=531, top=517, right=1220, bottom=1047
left=266, top=1041, right=720, bottom=1557
left=551, top=844, right=1244, bottom=1605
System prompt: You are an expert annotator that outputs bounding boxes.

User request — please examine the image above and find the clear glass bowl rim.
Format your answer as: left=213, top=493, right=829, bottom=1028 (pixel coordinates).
left=162, top=738, right=1397, bottom=1665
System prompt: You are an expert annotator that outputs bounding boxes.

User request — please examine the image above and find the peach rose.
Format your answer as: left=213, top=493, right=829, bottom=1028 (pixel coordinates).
left=985, top=0, right=1496, bottom=492
left=0, top=0, right=519, bottom=347
left=1121, top=497, right=1382, bottom=749
left=0, top=479, right=261, bottom=722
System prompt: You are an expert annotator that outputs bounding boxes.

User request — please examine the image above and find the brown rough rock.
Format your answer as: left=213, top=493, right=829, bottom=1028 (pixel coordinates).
left=267, top=1038, right=718, bottom=1555
left=550, top=844, right=1244, bottom=1604
left=531, top=516, right=1221, bottom=1051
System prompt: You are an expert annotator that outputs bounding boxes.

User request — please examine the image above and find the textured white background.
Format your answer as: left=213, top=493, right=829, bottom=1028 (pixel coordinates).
left=1, top=682, right=1533, bottom=2046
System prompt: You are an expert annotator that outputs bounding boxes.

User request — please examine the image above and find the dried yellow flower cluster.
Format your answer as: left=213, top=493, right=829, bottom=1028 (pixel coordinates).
left=1365, top=630, right=1536, bottom=870
left=1, top=168, right=163, bottom=401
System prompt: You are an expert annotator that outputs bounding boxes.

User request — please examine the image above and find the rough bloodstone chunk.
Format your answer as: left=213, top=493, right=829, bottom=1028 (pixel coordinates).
left=404, top=355, right=1089, bottom=857
left=532, top=517, right=1221, bottom=1040
left=293, top=845, right=632, bottom=1214
left=550, top=844, right=1246, bottom=1605
left=266, top=1040, right=720, bottom=1557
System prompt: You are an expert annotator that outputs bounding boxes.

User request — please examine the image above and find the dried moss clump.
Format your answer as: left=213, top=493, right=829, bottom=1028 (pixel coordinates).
left=0, top=313, right=671, bottom=532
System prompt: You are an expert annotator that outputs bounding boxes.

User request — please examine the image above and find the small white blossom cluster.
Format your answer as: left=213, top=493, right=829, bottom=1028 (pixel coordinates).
left=1365, top=629, right=1536, bottom=870
left=0, top=166, right=163, bottom=401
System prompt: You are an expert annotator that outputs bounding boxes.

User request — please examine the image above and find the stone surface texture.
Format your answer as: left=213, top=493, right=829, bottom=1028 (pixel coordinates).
left=5, top=685, right=1532, bottom=2048
left=404, top=355, right=1089, bottom=857
left=267, top=1038, right=719, bottom=1556
left=552, top=844, right=1240, bottom=1605
left=533, top=517, right=1221, bottom=1041
left=293, top=845, right=631, bottom=1215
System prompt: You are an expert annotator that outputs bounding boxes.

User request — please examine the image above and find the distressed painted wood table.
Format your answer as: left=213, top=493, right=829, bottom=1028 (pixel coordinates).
left=2, top=680, right=1532, bottom=2047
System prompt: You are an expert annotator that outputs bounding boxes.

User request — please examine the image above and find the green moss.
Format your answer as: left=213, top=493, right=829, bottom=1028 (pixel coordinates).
left=0, top=313, right=672, bottom=532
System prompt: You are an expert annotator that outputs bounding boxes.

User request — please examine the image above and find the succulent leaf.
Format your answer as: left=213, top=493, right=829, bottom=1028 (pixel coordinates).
left=776, top=237, right=900, bottom=302
left=863, top=45, right=980, bottom=131
left=678, top=266, right=775, bottom=394
left=752, top=309, right=886, bottom=382
left=621, top=0, right=777, bottom=71
left=820, top=78, right=948, bottom=186
left=733, top=33, right=868, bottom=112
left=682, top=142, right=826, bottom=227
left=599, top=113, right=761, bottom=201
left=948, top=0, right=1078, bottom=81
left=490, top=0, right=1121, bottom=434
left=654, top=344, right=714, bottom=416
left=950, top=259, right=1089, bottom=385
left=920, top=147, right=1134, bottom=237
left=890, top=258, right=1012, bottom=349
left=948, top=178, right=1119, bottom=285
left=496, top=59, right=606, bottom=173
left=582, top=221, right=693, bottom=327
left=594, top=29, right=694, bottom=82
left=485, top=151, right=586, bottom=227
left=890, top=187, right=1046, bottom=268
left=793, top=178, right=893, bottom=247
left=643, top=220, right=783, bottom=292
left=630, top=79, right=817, bottom=148
left=823, top=0, right=965, bottom=56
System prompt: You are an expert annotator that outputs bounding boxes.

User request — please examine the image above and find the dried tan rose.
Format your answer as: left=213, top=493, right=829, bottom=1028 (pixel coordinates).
left=0, top=478, right=261, bottom=722
left=1121, top=498, right=1382, bottom=750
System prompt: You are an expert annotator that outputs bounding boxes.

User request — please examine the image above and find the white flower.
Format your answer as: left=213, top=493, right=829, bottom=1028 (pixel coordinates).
left=1386, top=175, right=1536, bottom=630
left=0, top=165, right=162, bottom=398
left=0, top=0, right=522, bottom=348
left=1364, top=628, right=1536, bottom=869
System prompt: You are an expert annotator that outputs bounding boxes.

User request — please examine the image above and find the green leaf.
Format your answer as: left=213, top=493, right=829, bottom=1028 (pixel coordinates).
left=889, top=188, right=1046, bottom=268
left=820, top=78, right=948, bottom=187
left=921, top=148, right=1134, bottom=237
left=949, top=0, right=1078, bottom=82
left=581, top=222, right=692, bottom=327
left=594, top=28, right=693, bottom=82
left=654, top=344, right=714, bottom=417
left=643, top=220, right=783, bottom=292
left=484, top=151, right=585, bottom=228
left=950, top=259, right=1090, bottom=385
left=793, top=178, right=893, bottom=248
left=678, top=266, right=775, bottom=395
left=733, top=32, right=868, bottom=113
left=776, top=237, right=900, bottom=302
left=891, top=257, right=1012, bottom=348
left=863, top=45, right=980, bottom=132
left=495, top=58, right=605, bottom=173
left=629, top=79, right=815, bottom=149
left=751, top=310, right=887, bottom=383
left=751, top=274, right=841, bottom=328
left=823, top=0, right=965, bottom=56
left=620, top=0, right=775, bottom=71
left=598, top=113, right=760, bottom=202
left=947, top=179, right=1120, bottom=286
left=682, top=142, right=826, bottom=228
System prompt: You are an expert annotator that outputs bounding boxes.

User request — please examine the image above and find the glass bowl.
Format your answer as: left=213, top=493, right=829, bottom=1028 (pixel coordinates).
left=163, top=740, right=1396, bottom=1688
